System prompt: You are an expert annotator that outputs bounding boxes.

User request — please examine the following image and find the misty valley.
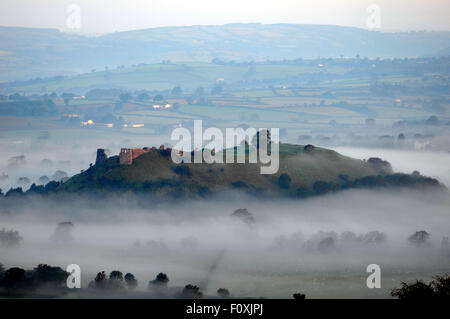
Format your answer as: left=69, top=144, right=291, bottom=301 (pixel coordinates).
left=1, top=23, right=450, bottom=301
left=1, top=128, right=449, bottom=298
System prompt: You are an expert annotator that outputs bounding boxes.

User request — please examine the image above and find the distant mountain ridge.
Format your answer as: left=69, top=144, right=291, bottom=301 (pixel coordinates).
left=1, top=23, right=450, bottom=81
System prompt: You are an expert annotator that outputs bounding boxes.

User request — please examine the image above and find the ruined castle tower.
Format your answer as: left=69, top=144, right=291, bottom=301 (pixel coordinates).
left=119, top=148, right=133, bottom=165
left=95, top=149, right=108, bottom=164
left=118, top=146, right=162, bottom=165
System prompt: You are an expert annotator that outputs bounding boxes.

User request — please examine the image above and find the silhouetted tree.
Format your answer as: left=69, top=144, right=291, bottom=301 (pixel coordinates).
left=231, top=208, right=255, bottom=224
left=5, top=187, right=24, bottom=197
left=30, top=264, right=69, bottom=288
left=92, top=271, right=108, bottom=290
left=391, top=280, right=435, bottom=299
left=124, top=273, right=138, bottom=290
left=367, top=157, right=392, bottom=174
left=171, top=86, right=182, bottom=96
left=181, top=284, right=203, bottom=298
left=409, top=230, right=430, bottom=246
left=217, top=288, right=230, bottom=298
left=108, top=270, right=124, bottom=290
left=432, top=274, right=450, bottom=298
left=318, top=237, right=336, bottom=253
left=1, top=267, right=27, bottom=291
left=0, top=228, right=23, bottom=247
left=293, top=293, right=306, bottom=299
left=391, top=274, right=450, bottom=299
left=149, top=272, right=169, bottom=288
left=340, top=231, right=361, bottom=243
left=425, top=115, right=439, bottom=125
left=119, top=93, right=132, bottom=102
left=172, top=165, right=191, bottom=177
left=363, top=231, right=386, bottom=244
left=17, top=177, right=30, bottom=185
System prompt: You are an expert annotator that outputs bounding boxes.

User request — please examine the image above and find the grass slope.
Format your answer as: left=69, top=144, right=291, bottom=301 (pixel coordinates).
left=59, top=143, right=390, bottom=197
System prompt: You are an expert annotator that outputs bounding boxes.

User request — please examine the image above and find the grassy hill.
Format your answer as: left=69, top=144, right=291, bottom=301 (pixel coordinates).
left=55, top=143, right=442, bottom=198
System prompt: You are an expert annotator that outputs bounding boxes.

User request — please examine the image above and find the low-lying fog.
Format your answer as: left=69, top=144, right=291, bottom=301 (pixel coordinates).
left=334, top=146, right=450, bottom=187
left=0, top=132, right=166, bottom=191
left=1, top=188, right=450, bottom=298
left=1, top=134, right=450, bottom=298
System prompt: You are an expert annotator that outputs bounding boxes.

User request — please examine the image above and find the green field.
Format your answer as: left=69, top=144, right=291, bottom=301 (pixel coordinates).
left=0, top=58, right=448, bottom=142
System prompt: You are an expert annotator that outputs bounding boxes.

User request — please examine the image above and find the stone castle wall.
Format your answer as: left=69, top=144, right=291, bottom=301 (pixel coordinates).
left=119, top=148, right=133, bottom=165
left=119, top=145, right=167, bottom=165
left=119, top=147, right=152, bottom=165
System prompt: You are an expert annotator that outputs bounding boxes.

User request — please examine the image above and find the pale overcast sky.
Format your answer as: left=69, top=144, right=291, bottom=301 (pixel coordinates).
left=1, top=0, right=449, bottom=34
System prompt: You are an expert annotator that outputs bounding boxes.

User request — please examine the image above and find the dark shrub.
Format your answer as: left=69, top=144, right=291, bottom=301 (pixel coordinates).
left=391, top=274, right=450, bottom=299
left=172, top=165, right=191, bottom=177
left=367, top=157, right=392, bottom=174
left=278, top=173, right=291, bottom=189
left=28, top=183, right=45, bottom=194
left=159, top=149, right=171, bottom=157
left=295, top=187, right=308, bottom=198
left=5, top=187, right=24, bottom=197
left=230, top=181, right=249, bottom=189
left=44, top=181, right=60, bottom=192
left=391, top=281, right=436, bottom=299
left=197, top=186, right=210, bottom=197
left=432, top=275, right=450, bottom=298
left=313, top=181, right=334, bottom=195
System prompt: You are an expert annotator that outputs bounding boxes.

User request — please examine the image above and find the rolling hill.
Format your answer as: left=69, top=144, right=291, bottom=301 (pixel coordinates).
left=51, top=143, right=442, bottom=199
left=1, top=23, right=450, bottom=82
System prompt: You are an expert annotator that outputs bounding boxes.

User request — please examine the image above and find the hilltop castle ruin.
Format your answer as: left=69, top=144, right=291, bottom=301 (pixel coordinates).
left=119, top=145, right=167, bottom=164
left=95, top=145, right=167, bottom=165
left=95, top=149, right=108, bottom=164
